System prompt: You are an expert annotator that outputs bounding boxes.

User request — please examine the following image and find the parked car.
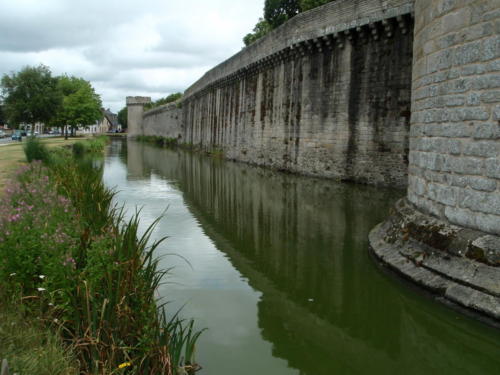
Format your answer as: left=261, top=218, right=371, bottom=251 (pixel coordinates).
left=0, top=130, right=5, bottom=138
left=11, top=131, right=22, bottom=141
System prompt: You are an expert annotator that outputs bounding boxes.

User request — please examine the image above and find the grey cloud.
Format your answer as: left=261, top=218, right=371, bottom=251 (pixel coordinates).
left=0, top=0, right=263, bottom=112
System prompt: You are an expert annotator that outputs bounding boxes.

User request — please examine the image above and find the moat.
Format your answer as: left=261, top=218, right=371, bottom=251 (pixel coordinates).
left=103, top=139, right=500, bottom=375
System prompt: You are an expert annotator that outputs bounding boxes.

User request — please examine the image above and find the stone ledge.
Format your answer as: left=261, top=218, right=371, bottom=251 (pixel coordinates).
left=369, top=198, right=500, bottom=323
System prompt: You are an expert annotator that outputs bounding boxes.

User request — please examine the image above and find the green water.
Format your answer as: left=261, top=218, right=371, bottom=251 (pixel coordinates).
left=103, top=139, right=500, bottom=375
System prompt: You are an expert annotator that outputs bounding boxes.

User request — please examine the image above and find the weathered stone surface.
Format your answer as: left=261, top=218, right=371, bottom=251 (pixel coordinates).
left=409, top=0, right=500, bottom=236
left=135, top=0, right=415, bottom=188
left=126, top=96, right=151, bottom=138
left=369, top=198, right=500, bottom=323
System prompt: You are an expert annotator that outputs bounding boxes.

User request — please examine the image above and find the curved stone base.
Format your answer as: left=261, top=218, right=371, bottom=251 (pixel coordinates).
left=369, top=199, right=500, bottom=324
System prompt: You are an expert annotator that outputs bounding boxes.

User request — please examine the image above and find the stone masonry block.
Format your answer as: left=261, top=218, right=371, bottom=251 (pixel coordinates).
left=428, top=182, right=458, bottom=205
left=450, top=108, right=490, bottom=122
left=485, top=158, right=500, bottom=179
left=442, top=155, right=484, bottom=175
left=482, top=35, right=500, bottom=61
left=463, top=140, right=500, bottom=157
left=423, top=123, right=473, bottom=138
left=459, top=188, right=500, bottom=216
left=480, top=91, right=500, bottom=104
left=442, top=7, right=471, bottom=34
left=445, top=206, right=478, bottom=229
left=474, top=122, right=500, bottom=139
left=475, top=212, right=500, bottom=235
left=453, top=41, right=482, bottom=66
left=494, top=105, right=500, bottom=121
left=468, top=176, right=498, bottom=192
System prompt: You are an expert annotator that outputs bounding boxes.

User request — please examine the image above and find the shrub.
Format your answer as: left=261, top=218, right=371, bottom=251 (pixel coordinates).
left=24, top=136, right=51, bottom=163
left=72, top=135, right=108, bottom=156
left=72, top=141, right=85, bottom=156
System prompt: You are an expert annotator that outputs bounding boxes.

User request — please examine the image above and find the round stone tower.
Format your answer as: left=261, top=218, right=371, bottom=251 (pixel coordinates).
left=126, top=96, right=151, bottom=138
left=370, top=0, right=500, bottom=323
left=409, top=0, right=500, bottom=235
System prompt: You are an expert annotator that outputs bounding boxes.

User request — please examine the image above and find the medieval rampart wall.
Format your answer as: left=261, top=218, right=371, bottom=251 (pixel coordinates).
left=141, top=0, right=415, bottom=187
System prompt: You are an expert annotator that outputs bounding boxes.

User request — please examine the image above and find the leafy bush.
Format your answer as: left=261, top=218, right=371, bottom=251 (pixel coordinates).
left=72, top=135, right=108, bottom=156
left=72, top=141, right=85, bottom=156
left=0, top=162, right=80, bottom=294
left=24, top=136, right=51, bottom=163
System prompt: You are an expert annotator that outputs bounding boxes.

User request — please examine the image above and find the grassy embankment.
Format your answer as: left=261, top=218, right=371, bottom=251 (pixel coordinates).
left=0, top=136, right=202, bottom=374
left=136, top=135, right=224, bottom=158
left=0, top=138, right=78, bottom=194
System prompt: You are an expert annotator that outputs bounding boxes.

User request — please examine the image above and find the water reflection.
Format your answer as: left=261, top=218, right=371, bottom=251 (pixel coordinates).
left=104, top=140, right=500, bottom=375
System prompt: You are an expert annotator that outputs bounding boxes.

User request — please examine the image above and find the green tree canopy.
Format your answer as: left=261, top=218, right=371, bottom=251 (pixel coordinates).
left=51, top=75, right=102, bottom=129
left=1, top=64, right=62, bottom=128
left=243, top=0, right=336, bottom=45
left=299, top=0, right=333, bottom=11
left=243, top=18, right=272, bottom=46
left=264, top=0, right=301, bottom=29
left=0, top=102, right=5, bottom=126
left=118, top=107, right=127, bottom=129
left=145, top=92, right=183, bottom=110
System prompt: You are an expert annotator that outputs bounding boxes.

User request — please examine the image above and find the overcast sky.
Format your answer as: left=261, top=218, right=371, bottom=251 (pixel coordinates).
left=0, top=0, right=263, bottom=112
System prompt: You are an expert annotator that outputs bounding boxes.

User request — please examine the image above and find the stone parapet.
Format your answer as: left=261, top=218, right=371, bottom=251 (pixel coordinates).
left=184, top=0, right=414, bottom=99
left=126, top=96, right=152, bottom=106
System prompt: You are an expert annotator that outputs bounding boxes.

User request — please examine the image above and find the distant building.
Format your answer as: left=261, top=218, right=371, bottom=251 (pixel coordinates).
left=98, top=108, right=120, bottom=133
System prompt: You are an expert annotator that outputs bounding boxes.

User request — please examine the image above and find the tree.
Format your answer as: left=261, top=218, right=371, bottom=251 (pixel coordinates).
left=264, top=0, right=301, bottom=29
left=244, top=0, right=335, bottom=46
left=0, top=102, right=5, bottom=126
left=51, top=75, right=102, bottom=138
left=243, top=18, right=272, bottom=46
left=145, top=92, right=183, bottom=110
left=0, top=64, right=62, bottom=128
left=299, top=0, right=333, bottom=11
left=118, top=107, right=127, bottom=129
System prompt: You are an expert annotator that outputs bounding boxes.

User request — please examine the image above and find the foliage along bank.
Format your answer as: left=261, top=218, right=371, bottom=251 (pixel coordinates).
left=0, top=137, right=202, bottom=374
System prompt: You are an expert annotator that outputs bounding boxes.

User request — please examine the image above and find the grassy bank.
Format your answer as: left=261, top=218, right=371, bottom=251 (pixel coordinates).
left=136, top=135, right=224, bottom=158
left=0, top=138, right=78, bottom=194
left=0, top=137, right=201, bottom=374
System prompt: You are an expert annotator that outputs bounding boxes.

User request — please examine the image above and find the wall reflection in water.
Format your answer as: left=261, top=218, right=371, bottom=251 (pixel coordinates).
left=122, top=140, right=500, bottom=375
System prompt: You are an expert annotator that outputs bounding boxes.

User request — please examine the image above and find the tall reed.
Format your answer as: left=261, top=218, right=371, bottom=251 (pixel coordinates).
left=0, top=143, right=203, bottom=374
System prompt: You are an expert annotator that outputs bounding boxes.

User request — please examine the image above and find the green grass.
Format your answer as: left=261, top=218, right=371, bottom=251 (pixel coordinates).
left=136, top=135, right=179, bottom=148
left=0, top=300, right=78, bottom=375
left=0, top=137, right=77, bottom=194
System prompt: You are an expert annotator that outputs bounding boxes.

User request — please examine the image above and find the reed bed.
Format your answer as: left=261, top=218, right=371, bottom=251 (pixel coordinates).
left=0, top=138, right=202, bottom=374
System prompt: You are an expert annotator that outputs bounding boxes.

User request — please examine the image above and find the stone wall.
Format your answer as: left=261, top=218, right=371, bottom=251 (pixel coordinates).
left=408, top=0, right=500, bottom=235
left=142, top=102, right=183, bottom=139
left=141, top=0, right=415, bottom=187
